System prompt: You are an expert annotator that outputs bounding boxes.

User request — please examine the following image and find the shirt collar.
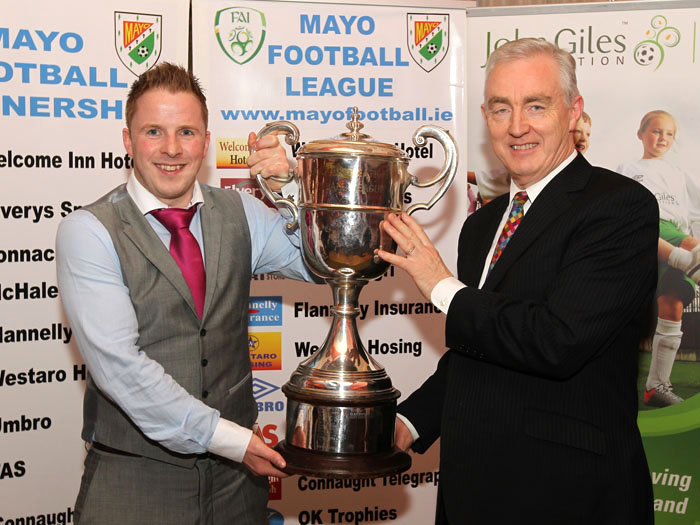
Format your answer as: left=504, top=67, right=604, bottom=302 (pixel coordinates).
left=508, top=151, right=577, bottom=204
left=126, top=172, right=204, bottom=215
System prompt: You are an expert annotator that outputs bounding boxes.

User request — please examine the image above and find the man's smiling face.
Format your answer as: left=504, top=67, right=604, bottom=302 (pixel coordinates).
left=123, top=88, right=210, bottom=208
left=482, top=54, right=583, bottom=189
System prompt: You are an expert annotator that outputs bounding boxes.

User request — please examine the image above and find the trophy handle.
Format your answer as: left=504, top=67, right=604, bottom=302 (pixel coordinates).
left=405, top=125, right=458, bottom=216
left=254, top=121, right=301, bottom=231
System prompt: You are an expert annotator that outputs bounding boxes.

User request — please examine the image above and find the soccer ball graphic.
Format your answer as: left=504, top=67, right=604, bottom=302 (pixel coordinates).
left=633, top=16, right=680, bottom=70
left=137, top=45, right=149, bottom=58
left=229, top=26, right=254, bottom=56
left=427, top=42, right=437, bottom=54
left=634, top=41, right=661, bottom=67
left=635, top=44, right=655, bottom=64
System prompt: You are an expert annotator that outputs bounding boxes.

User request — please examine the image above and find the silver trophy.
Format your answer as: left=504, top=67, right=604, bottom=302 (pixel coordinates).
left=256, top=108, right=457, bottom=478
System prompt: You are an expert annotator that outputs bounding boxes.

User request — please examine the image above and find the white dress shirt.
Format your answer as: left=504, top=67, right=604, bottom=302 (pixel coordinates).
left=401, top=152, right=578, bottom=442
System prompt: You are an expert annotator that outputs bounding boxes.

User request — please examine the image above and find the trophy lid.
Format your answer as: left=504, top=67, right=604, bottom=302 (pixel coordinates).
left=297, top=107, right=408, bottom=160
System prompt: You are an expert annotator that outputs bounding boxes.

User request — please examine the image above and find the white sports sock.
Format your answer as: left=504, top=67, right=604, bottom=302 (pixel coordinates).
left=646, top=317, right=682, bottom=390
left=668, top=247, right=693, bottom=272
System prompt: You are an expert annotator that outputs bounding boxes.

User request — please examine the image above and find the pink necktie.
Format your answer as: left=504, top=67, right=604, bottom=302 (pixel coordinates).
left=488, top=191, right=528, bottom=275
left=151, top=207, right=206, bottom=318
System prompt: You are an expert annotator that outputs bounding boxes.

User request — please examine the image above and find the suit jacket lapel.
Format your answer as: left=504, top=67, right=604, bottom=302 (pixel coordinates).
left=483, top=155, right=591, bottom=291
left=200, top=187, right=224, bottom=321
left=462, top=195, right=509, bottom=287
left=115, top=194, right=200, bottom=318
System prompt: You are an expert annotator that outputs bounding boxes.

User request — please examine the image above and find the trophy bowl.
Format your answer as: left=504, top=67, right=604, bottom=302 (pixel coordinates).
left=256, top=107, right=457, bottom=478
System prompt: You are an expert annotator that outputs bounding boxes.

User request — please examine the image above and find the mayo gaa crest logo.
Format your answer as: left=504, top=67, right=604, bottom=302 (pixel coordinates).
left=115, top=12, right=162, bottom=76
left=407, top=13, right=449, bottom=72
left=215, top=7, right=266, bottom=65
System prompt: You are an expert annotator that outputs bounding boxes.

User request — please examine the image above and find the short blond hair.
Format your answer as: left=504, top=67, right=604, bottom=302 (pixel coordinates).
left=638, top=110, right=676, bottom=136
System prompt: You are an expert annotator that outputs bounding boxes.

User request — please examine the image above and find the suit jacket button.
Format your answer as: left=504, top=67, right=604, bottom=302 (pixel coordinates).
left=201, top=359, right=208, bottom=367
left=202, top=390, right=209, bottom=398
left=200, top=329, right=207, bottom=337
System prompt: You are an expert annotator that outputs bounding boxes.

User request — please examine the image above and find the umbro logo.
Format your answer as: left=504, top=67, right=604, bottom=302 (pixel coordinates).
left=252, top=378, right=280, bottom=399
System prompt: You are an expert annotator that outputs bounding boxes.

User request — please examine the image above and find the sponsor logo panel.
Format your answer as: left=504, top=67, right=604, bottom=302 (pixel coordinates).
left=266, top=508, right=284, bottom=524
left=256, top=424, right=283, bottom=502
left=221, top=178, right=274, bottom=208
left=249, top=296, right=282, bottom=326
left=248, top=332, right=282, bottom=370
left=252, top=377, right=280, bottom=399
left=252, top=378, right=285, bottom=412
left=216, top=138, right=250, bottom=168
left=268, top=477, right=282, bottom=502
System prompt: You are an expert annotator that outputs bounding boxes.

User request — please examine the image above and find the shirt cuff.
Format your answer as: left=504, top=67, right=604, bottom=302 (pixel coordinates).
left=397, top=413, right=420, bottom=443
left=207, top=418, right=253, bottom=463
left=430, top=277, right=466, bottom=313
left=281, top=180, right=299, bottom=202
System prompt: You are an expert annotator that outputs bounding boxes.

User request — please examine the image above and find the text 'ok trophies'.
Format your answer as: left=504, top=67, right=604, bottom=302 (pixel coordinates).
left=256, top=108, right=457, bottom=478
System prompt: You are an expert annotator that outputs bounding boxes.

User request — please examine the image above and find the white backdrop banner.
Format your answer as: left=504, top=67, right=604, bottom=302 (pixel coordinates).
left=0, top=0, right=189, bottom=521
left=193, top=1, right=468, bottom=523
left=9, top=0, right=688, bottom=523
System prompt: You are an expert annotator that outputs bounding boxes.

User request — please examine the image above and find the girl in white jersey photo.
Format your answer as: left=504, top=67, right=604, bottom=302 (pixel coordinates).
left=618, top=110, right=699, bottom=407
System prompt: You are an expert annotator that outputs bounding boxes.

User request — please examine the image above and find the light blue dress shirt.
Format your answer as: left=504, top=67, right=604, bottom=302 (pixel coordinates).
left=56, top=175, right=315, bottom=458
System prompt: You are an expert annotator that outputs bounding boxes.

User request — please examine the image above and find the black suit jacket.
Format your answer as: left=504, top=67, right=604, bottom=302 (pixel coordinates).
left=399, top=155, right=657, bottom=524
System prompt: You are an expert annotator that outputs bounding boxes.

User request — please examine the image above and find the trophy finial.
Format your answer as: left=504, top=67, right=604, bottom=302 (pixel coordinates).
left=343, top=107, right=367, bottom=141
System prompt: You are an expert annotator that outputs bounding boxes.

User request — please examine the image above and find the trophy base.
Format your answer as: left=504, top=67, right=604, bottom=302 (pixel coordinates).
left=275, top=440, right=411, bottom=479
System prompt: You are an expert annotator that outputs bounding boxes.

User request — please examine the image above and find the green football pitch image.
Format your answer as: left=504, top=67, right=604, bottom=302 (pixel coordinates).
left=637, top=352, right=700, bottom=411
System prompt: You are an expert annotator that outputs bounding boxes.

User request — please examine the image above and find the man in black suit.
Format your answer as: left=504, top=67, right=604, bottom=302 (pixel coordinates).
left=376, top=38, right=657, bottom=524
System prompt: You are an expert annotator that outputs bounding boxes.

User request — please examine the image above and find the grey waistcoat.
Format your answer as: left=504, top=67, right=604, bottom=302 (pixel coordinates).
left=83, top=183, right=255, bottom=467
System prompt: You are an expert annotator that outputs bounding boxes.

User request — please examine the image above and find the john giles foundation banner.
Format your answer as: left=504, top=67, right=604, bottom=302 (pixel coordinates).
left=466, top=2, right=700, bottom=522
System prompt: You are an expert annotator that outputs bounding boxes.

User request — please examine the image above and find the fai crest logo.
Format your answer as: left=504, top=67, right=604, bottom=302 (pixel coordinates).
left=633, top=15, right=680, bottom=71
left=407, top=13, right=449, bottom=72
left=215, top=7, right=266, bottom=65
left=115, top=12, right=162, bottom=76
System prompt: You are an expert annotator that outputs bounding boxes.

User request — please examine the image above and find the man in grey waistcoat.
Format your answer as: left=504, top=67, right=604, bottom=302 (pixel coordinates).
left=56, top=62, right=314, bottom=524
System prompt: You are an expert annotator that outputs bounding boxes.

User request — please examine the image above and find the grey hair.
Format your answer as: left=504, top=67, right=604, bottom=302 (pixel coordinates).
left=484, top=38, right=579, bottom=105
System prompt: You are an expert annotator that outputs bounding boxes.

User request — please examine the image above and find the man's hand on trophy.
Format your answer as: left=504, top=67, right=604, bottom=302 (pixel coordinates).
left=395, top=417, right=415, bottom=452
left=376, top=212, right=453, bottom=301
left=247, top=131, right=291, bottom=193
left=242, top=433, right=290, bottom=478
